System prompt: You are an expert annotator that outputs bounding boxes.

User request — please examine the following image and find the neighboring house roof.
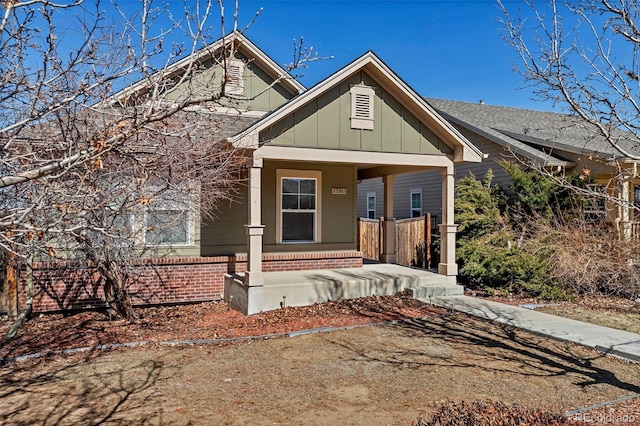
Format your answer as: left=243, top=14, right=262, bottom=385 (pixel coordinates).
left=232, top=52, right=484, bottom=163
left=425, top=98, right=640, bottom=167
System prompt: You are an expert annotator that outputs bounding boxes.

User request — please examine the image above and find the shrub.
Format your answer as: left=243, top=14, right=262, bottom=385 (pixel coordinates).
left=455, top=170, right=563, bottom=298
left=455, top=170, right=507, bottom=244
left=499, top=160, right=589, bottom=223
left=457, top=228, right=564, bottom=299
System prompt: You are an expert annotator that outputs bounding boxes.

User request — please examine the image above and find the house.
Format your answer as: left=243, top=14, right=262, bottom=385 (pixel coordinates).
left=357, top=98, right=640, bottom=238
left=17, top=33, right=484, bottom=315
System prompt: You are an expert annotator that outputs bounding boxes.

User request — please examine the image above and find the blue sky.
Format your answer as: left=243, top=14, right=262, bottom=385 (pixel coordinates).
left=113, top=0, right=555, bottom=111
left=234, top=0, right=551, bottom=111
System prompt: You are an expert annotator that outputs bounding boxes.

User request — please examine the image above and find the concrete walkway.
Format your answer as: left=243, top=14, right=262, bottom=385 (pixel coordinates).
left=422, top=295, right=640, bottom=363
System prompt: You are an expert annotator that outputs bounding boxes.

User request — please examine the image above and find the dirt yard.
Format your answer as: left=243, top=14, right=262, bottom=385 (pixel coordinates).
left=1, top=305, right=639, bottom=425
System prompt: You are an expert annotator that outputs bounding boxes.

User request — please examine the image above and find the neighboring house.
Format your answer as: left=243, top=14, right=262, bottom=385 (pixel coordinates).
left=20, top=34, right=484, bottom=315
left=357, top=98, right=640, bottom=238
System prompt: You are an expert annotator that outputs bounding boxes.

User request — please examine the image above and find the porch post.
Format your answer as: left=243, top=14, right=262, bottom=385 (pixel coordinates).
left=381, top=174, right=396, bottom=263
left=618, top=180, right=632, bottom=239
left=438, top=166, right=458, bottom=276
left=244, top=158, right=264, bottom=286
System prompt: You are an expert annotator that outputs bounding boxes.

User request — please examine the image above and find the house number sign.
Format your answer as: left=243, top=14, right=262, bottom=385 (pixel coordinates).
left=331, top=187, right=347, bottom=195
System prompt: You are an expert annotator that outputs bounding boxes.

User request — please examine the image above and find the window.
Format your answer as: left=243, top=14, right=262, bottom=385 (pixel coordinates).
left=410, top=189, right=422, bottom=218
left=350, top=85, right=375, bottom=130
left=224, top=59, right=244, bottom=96
left=277, top=170, right=321, bottom=243
left=145, top=191, right=190, bottom=245
left=366, top=192, right=376, bottom=219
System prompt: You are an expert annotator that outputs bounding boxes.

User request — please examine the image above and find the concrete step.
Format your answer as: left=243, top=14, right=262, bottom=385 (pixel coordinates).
left=407, top=284, right=464, bottom=298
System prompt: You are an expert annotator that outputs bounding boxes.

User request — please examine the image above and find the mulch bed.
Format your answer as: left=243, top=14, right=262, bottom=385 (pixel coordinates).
left=0, top=293, right=444, bottom=360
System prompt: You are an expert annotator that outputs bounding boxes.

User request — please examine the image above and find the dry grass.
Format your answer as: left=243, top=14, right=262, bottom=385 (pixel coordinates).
left=533, top=221, right=640, bottom=299
left=536, top=296, right=640, bottom=335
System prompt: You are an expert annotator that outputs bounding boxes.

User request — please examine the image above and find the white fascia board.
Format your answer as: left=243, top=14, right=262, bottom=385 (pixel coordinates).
left=233, top=130, right=260, bottom=149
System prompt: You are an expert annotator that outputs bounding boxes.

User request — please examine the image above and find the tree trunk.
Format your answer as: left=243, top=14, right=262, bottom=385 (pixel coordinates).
left=99, top=260, right=138, bottom=322
left=0, top=253, right=18, bottom=319
left=4, top=262, right=32, bottom=341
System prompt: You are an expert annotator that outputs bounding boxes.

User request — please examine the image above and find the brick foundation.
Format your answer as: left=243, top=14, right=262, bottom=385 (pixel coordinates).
left=18, top=251, right=362, bottom=313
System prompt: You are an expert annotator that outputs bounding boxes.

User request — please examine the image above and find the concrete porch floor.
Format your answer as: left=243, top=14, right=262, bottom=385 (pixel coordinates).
left=224, top=263, right=463, bottom=315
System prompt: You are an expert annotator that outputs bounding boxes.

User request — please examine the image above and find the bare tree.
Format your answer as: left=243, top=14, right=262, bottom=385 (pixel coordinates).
left=496, top=0, right=640, bottom=237
left=499, top=0, right=640, bottom=160
left=0, top=0, right=323, bottom=336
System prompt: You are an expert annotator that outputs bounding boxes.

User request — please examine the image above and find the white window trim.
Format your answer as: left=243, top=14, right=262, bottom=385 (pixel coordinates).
left=366, top=192, right=376, bottom=219
left=276, top=169, right=322, bottom=244
left=410, top=188, right=422, bottom=218
left=224, top=59, right=245, bottom=96
left=350, top=85, right=375, bottom=130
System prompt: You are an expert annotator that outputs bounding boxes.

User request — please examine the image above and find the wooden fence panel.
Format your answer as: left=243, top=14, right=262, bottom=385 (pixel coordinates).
left=358, top=215, right=432, bottom=268
left=357, top=218, right=381, bottom=261
left=395, top=216, right=427, bottom=267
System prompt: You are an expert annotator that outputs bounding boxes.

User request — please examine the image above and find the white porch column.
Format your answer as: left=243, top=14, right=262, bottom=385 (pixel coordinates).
left=438, top=166, right=458, bottom=276
left=381, top=174, right=396, bottom=263
left=244, top=158, right=264, bottom=286
left=618, top=180, right=632, bottom=239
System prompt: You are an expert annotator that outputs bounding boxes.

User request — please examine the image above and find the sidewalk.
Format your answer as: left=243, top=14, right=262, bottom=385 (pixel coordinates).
left=422, top=295, right=640, bottom=363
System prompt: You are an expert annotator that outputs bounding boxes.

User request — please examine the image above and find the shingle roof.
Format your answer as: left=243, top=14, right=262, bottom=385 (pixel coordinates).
left=425, top=98, right=640, bottom=165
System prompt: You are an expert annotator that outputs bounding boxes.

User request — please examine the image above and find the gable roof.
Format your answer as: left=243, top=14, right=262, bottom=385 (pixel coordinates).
left=232, top=52, right=484, bottom=163
left=425, top=98, right=640, bottom=166
left=111, top=31, right=305, bottom=102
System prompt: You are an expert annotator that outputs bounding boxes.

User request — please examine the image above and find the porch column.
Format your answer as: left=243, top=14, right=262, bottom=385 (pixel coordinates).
left=618, top=180, right=632, bottom=239
left=381, top=174, right=396, bottom=263
left=438, top=166, right=458, bottom=276
left=244, top=159, right=264, bottom=286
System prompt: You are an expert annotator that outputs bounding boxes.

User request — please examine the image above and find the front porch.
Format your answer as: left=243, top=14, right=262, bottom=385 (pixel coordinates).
left=223, top=263, right=463, bottom=315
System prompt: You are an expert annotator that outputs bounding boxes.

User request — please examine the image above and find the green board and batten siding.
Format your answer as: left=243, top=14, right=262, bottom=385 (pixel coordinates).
left=165, top=52, right=293, bottom=112
left=259, top=71, right=453, bottom=156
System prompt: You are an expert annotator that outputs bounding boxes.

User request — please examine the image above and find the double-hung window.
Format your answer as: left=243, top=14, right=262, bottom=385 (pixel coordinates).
left=277, top=170, right=321, bottom=243
left=366, top=192, right=376, bottom=219
left=410, top=188, right=422, bottom=218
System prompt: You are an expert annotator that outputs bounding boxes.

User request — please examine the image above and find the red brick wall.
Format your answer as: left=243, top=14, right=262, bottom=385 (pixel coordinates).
left=18, top=251, right=362, bottom=312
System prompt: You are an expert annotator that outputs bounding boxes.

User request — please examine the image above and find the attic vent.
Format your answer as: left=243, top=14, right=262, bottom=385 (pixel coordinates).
left=350, top=85, right=375, bottom=130
left=225, top=60, right=245, bottom=96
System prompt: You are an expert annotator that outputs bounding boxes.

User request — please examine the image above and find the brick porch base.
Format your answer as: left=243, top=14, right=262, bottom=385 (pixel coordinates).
left=17, top=251, right=363, bottom=313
